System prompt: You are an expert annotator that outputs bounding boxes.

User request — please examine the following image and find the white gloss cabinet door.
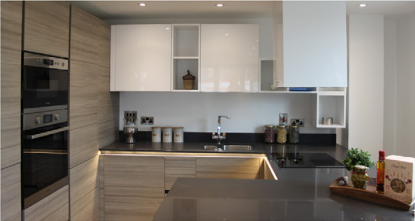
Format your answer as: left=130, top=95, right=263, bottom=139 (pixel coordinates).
left=201, top=24, right=259, bottom=92
left=111, top=25, right=171, bottom=91
left=282, top=2, right=347, bottom=87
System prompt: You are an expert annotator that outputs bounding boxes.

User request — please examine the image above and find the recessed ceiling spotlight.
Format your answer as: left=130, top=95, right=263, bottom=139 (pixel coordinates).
left=139, top=3, right=146, bottom=7
left=216, top=3, right=224, bottom=7
left=359, top=3, right=367, bottom=8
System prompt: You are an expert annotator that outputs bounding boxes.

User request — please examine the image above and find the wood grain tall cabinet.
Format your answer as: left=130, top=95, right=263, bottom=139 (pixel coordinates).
left=1, top=2, right=23, bottom=221
left=70, top=5, right=119, bottom=221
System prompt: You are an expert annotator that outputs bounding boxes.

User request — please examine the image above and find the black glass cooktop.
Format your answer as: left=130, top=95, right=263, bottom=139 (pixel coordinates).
left=272, top=152, right=345, bottom=168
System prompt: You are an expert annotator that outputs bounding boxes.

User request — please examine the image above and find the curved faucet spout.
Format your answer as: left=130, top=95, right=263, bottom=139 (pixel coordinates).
left=215, top=116, right=231, bottom=144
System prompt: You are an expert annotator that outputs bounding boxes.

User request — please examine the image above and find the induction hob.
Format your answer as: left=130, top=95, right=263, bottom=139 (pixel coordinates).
left=272, top=152, right=345, bottom=168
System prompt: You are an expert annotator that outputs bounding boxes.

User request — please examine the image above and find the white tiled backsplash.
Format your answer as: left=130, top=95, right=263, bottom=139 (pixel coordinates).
left=119, top=92, right=335, bottom=134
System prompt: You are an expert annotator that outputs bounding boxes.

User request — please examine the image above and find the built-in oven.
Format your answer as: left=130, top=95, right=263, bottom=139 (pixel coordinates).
left=22, top=52, right=68, bottom=113
left=21, top=52, right=69, bottom=209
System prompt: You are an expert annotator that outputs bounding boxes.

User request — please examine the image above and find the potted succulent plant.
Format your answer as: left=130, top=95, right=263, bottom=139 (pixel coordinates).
left=342, top=148, right=375, bottom=186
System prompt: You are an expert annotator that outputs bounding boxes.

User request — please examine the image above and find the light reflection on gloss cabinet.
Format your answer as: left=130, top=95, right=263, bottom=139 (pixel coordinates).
left=201, top=24, right=259, bottom=92
left=110, top=24, right=172, bottom=91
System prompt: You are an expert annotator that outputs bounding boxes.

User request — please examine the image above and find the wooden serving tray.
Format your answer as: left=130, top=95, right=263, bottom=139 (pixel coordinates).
left=329, top=177, right=414, bottom=211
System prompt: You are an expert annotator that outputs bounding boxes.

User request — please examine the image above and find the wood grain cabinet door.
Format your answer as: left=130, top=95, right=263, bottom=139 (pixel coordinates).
left=165, top=157, right=196, bottom=191
left=196, top=157, right=261, bottom=179
left=103, top=155, right=165, bottom=221
left=24, top=186, right=69, bottom=221
left=1, top=1, right=22, bottom=169
left=24, top=1, right=70, bottom=57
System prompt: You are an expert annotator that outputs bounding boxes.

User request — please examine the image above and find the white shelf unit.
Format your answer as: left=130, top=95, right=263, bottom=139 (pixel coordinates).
left=312, top=89, right=347, bottom=128
left=172, top=24, right=200, bottom=91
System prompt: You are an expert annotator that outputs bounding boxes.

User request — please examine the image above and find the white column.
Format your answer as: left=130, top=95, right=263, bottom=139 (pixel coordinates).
left=396, top=13, right=415, bottom=157
left=348, top=14, right=384, bottom=177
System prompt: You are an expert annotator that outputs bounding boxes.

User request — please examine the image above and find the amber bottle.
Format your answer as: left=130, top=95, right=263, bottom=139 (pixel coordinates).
left=376, top=150, right=385, bottom=194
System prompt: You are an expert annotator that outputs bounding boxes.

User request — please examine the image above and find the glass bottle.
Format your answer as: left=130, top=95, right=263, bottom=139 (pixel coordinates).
left=288, top=125, right=300, bottom=143
left=376, top=150, right=385, bottom=194
left=276, top=125, right=287, bottom=144
left=264, top=125, right=275, bottom=143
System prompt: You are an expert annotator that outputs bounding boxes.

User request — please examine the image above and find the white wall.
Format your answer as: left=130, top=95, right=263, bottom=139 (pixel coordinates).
left=395, top=13, right=415, bottom=157
left=348, top=15, right=384, bottom=177
left=383, top=18, right=398, bottom=156
left=120, top=92, right=335, bottom=134
left=113, top=16, right=336, bottom=135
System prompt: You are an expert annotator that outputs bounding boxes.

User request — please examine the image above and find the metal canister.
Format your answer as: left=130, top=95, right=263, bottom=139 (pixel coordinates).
left=288, top=125, right=299, bottom=144
left=264, top=125, right=275, bottom=143
left=276, top=125, right=287, bottom=144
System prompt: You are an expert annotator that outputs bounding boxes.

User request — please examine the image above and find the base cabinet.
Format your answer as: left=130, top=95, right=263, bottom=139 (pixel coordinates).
left=196, top=157, right=261, bottom=179
left=24, top=186, right=69, bottom=221
left=102, top=155, right=165, bottom=221
left=165, top=157, right=196, bottom=191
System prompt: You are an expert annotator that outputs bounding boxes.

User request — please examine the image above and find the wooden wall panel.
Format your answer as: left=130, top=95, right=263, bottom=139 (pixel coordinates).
left=24, top=186, right=69, bottom=221
left=70, top=156, right=99, bottom=221
left=1, top=1, right=22, bottom=169
left=70, top=6, right=99, bottom=168
left=69, top=124, right=98, bottom=168
left=196, top=157, right=261, bottom=179
left=24, top=1, right=69, bottom=57
left=1, top=164, right=21, bottom=221
left=70, top=5, right=118, bottom=221
left=103, top=155, right=165, bottom=221
left=165, top=157, right=196, bottom=190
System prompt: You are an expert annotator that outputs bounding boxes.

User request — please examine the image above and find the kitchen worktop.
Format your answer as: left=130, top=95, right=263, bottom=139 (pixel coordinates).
left=152, top=177, right=414, bottom=221
left=129, top=142, right=412, bottom=221
left=100, top=141, right=263, bottom=153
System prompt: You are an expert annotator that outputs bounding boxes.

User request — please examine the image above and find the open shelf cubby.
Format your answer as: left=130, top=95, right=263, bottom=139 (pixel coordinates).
left=173, top=58, right=199, bottom=91
left=173, top=25, right=199, bottom=58
left=317, top=94, right=346, bottom=128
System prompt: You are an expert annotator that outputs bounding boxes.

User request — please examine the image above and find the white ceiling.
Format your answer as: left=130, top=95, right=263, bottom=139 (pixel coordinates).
left=70, top=1, right=415, bottom=21
left=70, top=1, right=276, bottom=20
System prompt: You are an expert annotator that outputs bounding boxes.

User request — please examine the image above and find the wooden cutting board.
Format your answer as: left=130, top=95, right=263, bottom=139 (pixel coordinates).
left=329, top=177, right=414, bottom=211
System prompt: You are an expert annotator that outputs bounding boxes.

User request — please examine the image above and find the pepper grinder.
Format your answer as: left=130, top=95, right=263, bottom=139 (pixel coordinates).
left=123, top=111, right=138, bottom=143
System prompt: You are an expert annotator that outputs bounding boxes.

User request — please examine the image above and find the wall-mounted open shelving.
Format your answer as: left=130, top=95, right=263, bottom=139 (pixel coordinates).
left=172, top=24, right=200, bottom=91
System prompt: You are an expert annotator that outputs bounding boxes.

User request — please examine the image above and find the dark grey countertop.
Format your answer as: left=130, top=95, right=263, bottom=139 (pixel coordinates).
left=102, top=141, right=414, bottom=220
left=100, top=141, right=263, bottom=153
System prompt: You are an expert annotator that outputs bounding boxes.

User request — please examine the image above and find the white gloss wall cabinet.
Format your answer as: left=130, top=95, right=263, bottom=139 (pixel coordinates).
left=111, top=24, right=172, bottom=91
left=201, top=24, right=259, bottom=92
left=279, top=2, right=347, bottom=87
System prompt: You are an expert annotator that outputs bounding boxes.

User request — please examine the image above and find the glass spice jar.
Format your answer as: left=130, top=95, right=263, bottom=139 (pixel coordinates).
left=351, top=165, right=370, bottom=189
left=276, top=125, right=287, bottom=144
left=264, top=125, right=275, bottom=143
left=288, top=125, right=300, bottom=144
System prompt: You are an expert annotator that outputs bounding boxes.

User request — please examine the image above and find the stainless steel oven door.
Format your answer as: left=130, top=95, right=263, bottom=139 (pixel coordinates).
left=22, top=52, right=69, bottom=113
left=22, top=125, right=69, bottom=209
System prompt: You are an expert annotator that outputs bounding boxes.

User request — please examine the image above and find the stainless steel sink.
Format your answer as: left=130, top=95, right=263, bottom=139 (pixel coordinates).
left=202, top=144, right=255, bottom=151
left=222, top=145, right=254, bottom=151
left=202, top=145, right=219, bottom=150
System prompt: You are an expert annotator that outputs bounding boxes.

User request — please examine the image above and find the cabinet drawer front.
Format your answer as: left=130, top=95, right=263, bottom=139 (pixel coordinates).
left=196, top=157, right=260, bottom=179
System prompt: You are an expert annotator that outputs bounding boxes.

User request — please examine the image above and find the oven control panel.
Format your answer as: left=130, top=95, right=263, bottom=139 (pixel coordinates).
left=23, top=109, right=68, bottom=131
